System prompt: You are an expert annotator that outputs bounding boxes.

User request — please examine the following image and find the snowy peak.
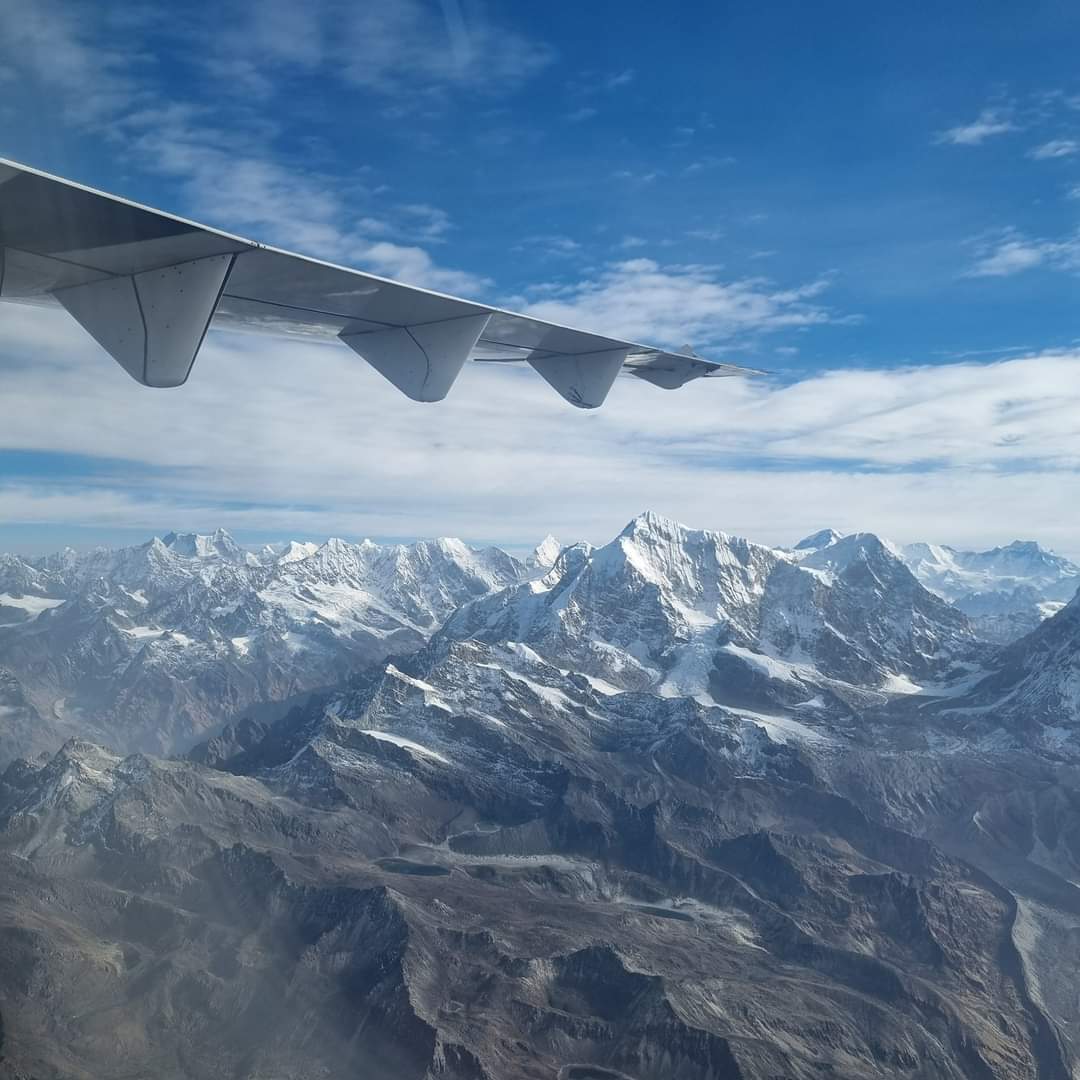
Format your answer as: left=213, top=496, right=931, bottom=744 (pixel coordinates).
left=799, top=532, right=901, bottom=575
left=901, top=538, right=1078, bottom=596
left=939, top=587, right=1080, bottom=738
left=762, top=530, right=976, bottom=687
left=160, top=528, right=248, bottom=564
left=445, top=512, right=782, bottom=694
left=599, top=514, right=779, bottom=620
left=899, top=541, right=955, bottom=572
left=0, top=553, right=48, bottom=597
left=0, top=530, right=527, bottom=761
left=273, top=540, right=320, bottom=564
left=528, top=535, right=563, bottom=572
left=794, top=528, right=842, bottom=551
left=446, top=512, right=978, bottom=708
left=900, top=537, right=1080, bottom=642
left=291, top=536, right=373, bottom=583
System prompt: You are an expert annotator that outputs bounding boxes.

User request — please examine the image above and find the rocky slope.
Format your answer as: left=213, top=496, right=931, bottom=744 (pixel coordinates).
left=1, top=640, right=1070, bottom=1079
left=921, top=588, right=1080, bottom=751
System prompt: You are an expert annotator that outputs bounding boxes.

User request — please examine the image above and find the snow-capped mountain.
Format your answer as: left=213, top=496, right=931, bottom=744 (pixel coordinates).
left=443, top=513, right=981, bottom=718
left=0, top=530, right=525, bottom=759
left=5, top=513, right=1080, bottom=1078
left=789, top=529, right=1079, bottom=645
left=443, top=512, right=780, bottom=694
left=762, top=532, right=977, bottom=687
left=526, top=533, right=564, bottom=573
left=0, top=515, right=1071, bottom=766
left=900, top=539, right=1080, bottom=643
left=793, top=527, right=842, bottom=551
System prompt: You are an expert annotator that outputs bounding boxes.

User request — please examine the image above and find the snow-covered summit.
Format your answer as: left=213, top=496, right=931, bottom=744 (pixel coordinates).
left=444, top=512, right=977, bottom=713
left=793, top=528, right=842, bottom=551
left=901, top=539, right=1079, bottom=599
left=1, top=513, right=1072, bottom=765
left=900, top=538, right=1080, bottom=642
left=0, top=530, right=528, bottom=760
left=527, top=535, right=563, bottom=573
left=271, top=540, right=321, bottom=564
left=160, top=528, right=250, bottom=564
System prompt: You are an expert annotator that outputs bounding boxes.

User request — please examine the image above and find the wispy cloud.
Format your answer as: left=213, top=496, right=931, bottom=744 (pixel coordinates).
left=965, top=228, right=1080, bottom=278
left=604, top=69, right=635, bottom=91
left=936, top=108, right=1017, bottom=146
left=397, top=203, right=454, bottom=242
left=566, top=66, right=636, bottom=101
left=0, top=1, right=491, bottom=294
left=507, top=259, right=836, bottom=349
left=121, top=111, right=490, bottom=293
left=0, top=0, right=139, bottom=123
left=1028, top=137, right=1080, bottom=160
left=686, top=228, right=726, bottom=242
left=196, top=0, right=554, bottom=100
left=513, top=235, right=583, bottom=260
left=613, top=169, right=661, bottom=184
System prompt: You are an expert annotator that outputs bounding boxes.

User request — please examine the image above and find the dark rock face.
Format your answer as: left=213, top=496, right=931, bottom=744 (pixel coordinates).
left=945, top=591, right=1080, bottom=729
left=0, top=633, right=1073, bottom=1079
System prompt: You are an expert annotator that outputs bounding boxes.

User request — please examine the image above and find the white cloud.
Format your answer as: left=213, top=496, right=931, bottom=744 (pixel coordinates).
left=516, top=235, right=583, bottom=259
left=397, top=203, right=454, bottom=242
left=604, top=69, right=635, bottom=91
left=3, top=308, right=1080, bottom=556
left=507, top=259, right=836, bottom=350
left=199, top=0, right=554, bottom=100
left=0, top=2, right=490, bottom=296
left=120, top=114, right=492, bottom=294
left=0, top=0, right=135, bottom=123
left=1029, top=138, right=1080, bottom=160
left=936, top=108, right=1017, bottom=146
left=360, top=241, right=490, bottom=294
left=965, top=228, right=1080, bottom=278
left=966, top=238, right=1048, bottom=277
left=686, top=228, right=726, bottom=242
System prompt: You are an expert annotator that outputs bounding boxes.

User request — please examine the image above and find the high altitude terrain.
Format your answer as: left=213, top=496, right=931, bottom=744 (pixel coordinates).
left=1, top=515, right=1079, bottom=1079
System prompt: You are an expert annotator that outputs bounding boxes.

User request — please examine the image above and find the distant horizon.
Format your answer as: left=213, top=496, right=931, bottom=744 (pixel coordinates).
left=1, top=514, right=1074, bottom=564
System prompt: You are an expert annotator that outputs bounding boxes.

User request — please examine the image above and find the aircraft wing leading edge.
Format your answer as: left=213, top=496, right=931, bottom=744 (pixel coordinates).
left=0, top=158, right=759, bottom=408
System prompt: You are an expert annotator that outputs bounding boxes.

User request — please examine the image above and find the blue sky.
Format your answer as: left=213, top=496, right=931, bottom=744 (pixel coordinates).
left=1, top=1, right=1079, bottom=556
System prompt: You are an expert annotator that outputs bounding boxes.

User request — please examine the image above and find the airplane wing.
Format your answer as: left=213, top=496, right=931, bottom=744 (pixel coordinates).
left=0, top=158, right=761, bottom=409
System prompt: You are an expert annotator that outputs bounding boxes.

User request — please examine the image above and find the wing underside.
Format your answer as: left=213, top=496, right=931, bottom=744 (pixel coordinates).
left=0, top=158, right=757, bottom=408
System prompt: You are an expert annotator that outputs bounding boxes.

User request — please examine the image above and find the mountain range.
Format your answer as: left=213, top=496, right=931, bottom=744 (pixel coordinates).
left=2, top=514, right=1080, bottom=1078
left=1, top=516, right=1075, bottom=765
left=0, top=528, right=525, bottom=762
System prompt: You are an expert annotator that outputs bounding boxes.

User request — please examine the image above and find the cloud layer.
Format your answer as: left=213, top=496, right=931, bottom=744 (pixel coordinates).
left=3, top=306, right=1079, bottom=556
